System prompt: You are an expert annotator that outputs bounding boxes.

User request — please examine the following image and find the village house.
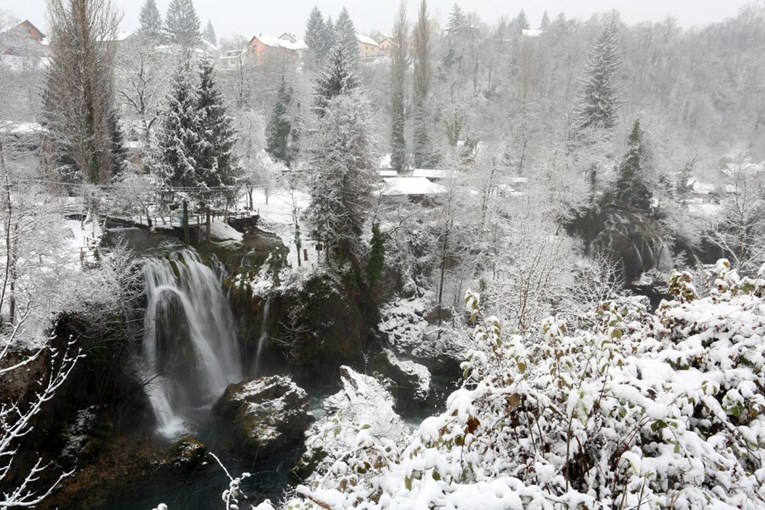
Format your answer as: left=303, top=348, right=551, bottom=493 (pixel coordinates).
left=356, top=33, right=380, bottom=58
left=248, top=33, right=307, bottom=67
left=377, top=36, right=395, bottom=57
left=0, top=20, right=49, bottom=69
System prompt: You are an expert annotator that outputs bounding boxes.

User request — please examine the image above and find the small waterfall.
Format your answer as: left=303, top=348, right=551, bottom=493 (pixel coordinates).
left=253, top=295, right=272, bottom=376
left=142, top=249, right=242, bottom=438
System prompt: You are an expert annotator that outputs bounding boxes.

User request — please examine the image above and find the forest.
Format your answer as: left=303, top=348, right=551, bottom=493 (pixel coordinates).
left=0, top=0, right=764, bottom=508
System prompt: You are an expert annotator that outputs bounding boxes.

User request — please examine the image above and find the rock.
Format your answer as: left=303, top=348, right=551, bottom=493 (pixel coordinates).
left=375, top=349, right=431, bottom=403
left=164, top=436, right=207, bottom=474
left=213, top=375, right=310, bottom=458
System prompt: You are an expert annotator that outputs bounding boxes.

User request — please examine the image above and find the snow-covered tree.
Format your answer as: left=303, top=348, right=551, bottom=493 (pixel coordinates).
left=412, top=0, right=435, bottom=168
left=109, top=110, right=129, bottom=178
left=305, top=6, right=328, bottom=64
left=445, top=3, right=466, bottom=39
left=390, top=1, right=408, bottom=173
left=575, top=19, right=622, bottom=133
left=266, top=78, right=299, bottom=168
left=334, top=8, right=360, bottom=65
left=137, top=0, right=164, bottom=43
left=308, top=92, right=374, bottom=262
left=314, top=46, right=359, bottom=116
left=612, top=119, right=653, bottom=210
left=164, top=0, right=201, bottom=48
left=196, top=58, right=240, bottom=205
left=156, top=62, right=201, bottom=191
left=540, top=10, right=551, bottom=30
left=203, top=20, right=216, bottom=46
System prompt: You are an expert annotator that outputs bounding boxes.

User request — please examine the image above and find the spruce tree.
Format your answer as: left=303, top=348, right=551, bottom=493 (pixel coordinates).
left=314, top=46, right=359, bottom=116
left=390, top=1, right=408, bottom=173
left=575, top=19, right=622, bottom=132
left=305, top=6, right=327, bottom=63
left=266, top=79, right=299, bottom=168
left=157, top=62, right=201, bottom=190
left=613, top=119, right=653, bottom=210
left=203, top=20, right=216, bottom=45
left=334, top=8, right=360, bottom=64
left=165, top=0, right=201, bottom=48
left=196, top=58, right=240, bottom=198
left=109, top=110, right=128, bottom=178
left=412, top=0, right=435, bottom=168
left=540, top=11, right=551, bottom=30
left=138, top=0, right=164, bottom=43
left=445, top=4, right=466, bottom=38
left=324, top=16, right=336, bottom=53
left=308, top=93, right=374, bottom=262
left=515, top=9, right=529, bottom=31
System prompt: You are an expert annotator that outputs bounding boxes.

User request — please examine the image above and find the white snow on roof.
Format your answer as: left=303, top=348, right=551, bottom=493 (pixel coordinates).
left=356, top=33, right=379, bottom=46
left=377, top=170, right=398, bottom=177
left=523, top=29, right=543, bottom=37
left=412, top=169, right=454, bottom=179
left=256, top=35, right=308, bottom=51
left=692, top=181, right=717, bottom=194
left=381, top=177, right=447, bottom=196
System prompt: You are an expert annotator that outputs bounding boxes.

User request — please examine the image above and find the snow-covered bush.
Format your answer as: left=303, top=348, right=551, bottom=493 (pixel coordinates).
left=287, top=260, right=765, bottom=508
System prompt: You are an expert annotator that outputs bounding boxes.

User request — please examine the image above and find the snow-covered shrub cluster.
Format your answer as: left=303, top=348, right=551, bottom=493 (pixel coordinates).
left=285, top=260, right=765, bottom=509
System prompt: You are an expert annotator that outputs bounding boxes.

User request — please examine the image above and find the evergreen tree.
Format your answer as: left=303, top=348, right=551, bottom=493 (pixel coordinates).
left=445, top=4, right=466, bottom=38
left=308, top=93, right=374, bottom=262
left=366, top=222, right=386, bottom=292
left=156, top=62, right=201, bottom=190
left=165, top=0, right=201, bottom=48
left=515, top=9, right=529, bottom=31
left=314, top=45, right=359, bottom=116
left=540, top=11, right=551, bottom=30
left=305, top=6, right=327, bottom=63
left=324, top=16, right=336, bottom=53
left=196, top=58, right=240, bottom=199
left=109, top=110, right=128, bottom=178
left=334, top=8, right=360, bottom=64
left=412, top=0, right=435, bottom=168
left=575, top=19, right=622, bottom=132
left=613, top=119, right=653, bottom=210
left=137, top=0, right=164, bottom=43
left=203, top=20, right=216, bottom=45
left=266, top=79, right=299, bottom=168
left=390, top=1, right=408, bottom=173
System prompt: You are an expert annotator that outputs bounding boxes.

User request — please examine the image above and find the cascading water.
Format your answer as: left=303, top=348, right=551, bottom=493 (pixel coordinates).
left=253, top=294, right=272, bottom=376
left=141, top=249, right=242, bottom=438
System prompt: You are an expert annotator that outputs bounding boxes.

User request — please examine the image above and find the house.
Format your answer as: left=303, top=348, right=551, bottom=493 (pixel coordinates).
left=248, top=33, right=308, bottom=66
left=219, top=49, right=247, bottom=71
left=356, top=33, right=380, bottom=58
left=0, top=20, right=49, bottom=69
left=377, top=36, right=395, bottom=57
left=379, top=177, right=447, bottom=204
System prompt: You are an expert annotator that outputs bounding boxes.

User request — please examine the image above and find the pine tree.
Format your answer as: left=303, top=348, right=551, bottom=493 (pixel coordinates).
left=138, top=0, right=164, bottom=43
left=575, top=19, right=622, bottom=132
left=109, top=110, right=128, bottom=178
left=324, top=16, right=336, bottom=53
left=314, top=45, right=359, bottom=116
left=203, top=20, right=216, bottom=46
left=412, top=0, right=435, bottom=168
left=390, top=1, right=408, bottom=173
left=156, top=62, right=201, bottom=190
left=515, top=9, right=529, bottom=31
left=305, top=6, right=327, bottom=63
left=445, top=4, right=466, bottom=38
left=308, top=93, right=374, bottom=262
left=266, top=79, right=299, bottom=168
left=165, top=0, right=201, bottom=48
left=613, top=119, right=653, bottom=210
left=540, top=11, right=551, bottom=30
left=334, top=8, right=360, bottom=64
left=196, top=58, right=240, bottom=200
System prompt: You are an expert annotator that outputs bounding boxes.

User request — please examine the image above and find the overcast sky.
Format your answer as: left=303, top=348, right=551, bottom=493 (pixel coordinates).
left=2, top=0, right=755, bottom=41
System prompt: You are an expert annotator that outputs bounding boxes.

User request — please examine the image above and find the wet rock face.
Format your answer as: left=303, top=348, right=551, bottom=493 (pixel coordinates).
left=213, top=375, right=310, bottom=458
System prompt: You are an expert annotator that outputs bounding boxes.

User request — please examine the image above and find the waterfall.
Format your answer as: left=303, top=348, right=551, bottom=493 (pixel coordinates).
left=142, top=249, right=242, bottom=438
left=253, top=294, right=272, bottom=376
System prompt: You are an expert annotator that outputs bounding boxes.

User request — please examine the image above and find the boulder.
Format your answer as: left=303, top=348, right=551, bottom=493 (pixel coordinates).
left=213, top=375, right=309, bottom=458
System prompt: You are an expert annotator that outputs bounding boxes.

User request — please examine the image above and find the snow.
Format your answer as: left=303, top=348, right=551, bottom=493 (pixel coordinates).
left=380, top=177, right=448, bottom=196
left=522, top=29, right=543, bottom=37
left=377, top=169, right=398, bottom=177
left=412, top=169, right=454, bottom=179
left=207, top=220, right=243, bottom=242
left=255, top=35, right=308, bottom=51
left=356, top=33, right=379, bottom=46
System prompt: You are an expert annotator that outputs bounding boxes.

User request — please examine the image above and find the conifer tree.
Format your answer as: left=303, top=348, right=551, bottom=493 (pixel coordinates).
left=540, top=11, right=551, bottom=30
left=445, top=4, right=466, bottom=38
left=613, top=119, right=653, bottom=210
left=575, top=19, right=622, bottom=132
left=203, top=20, right=216, bottom=45
left=165, top=0, right=201, bottom=48
left=334, top=8, right=359, bottom=64
left=515, top=9, right=529, bottom=30
left=308, top=93, right=374, bottom=262
left=390, top=1, right=408, bottom=173
left=266, top=79, right=299, bottom=168
left=196, top=58, right=240, bottom=198
left=324, top=16, right=336, bottom=53
left=314, top=45, right=359, bottom=116
left=156, top=62, right=201, bottom=190
left=138, top=0, right=164, bottom=43
left=305, top=6, right=328, bottom=63
left=109, top=110, right=128, bottom=178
